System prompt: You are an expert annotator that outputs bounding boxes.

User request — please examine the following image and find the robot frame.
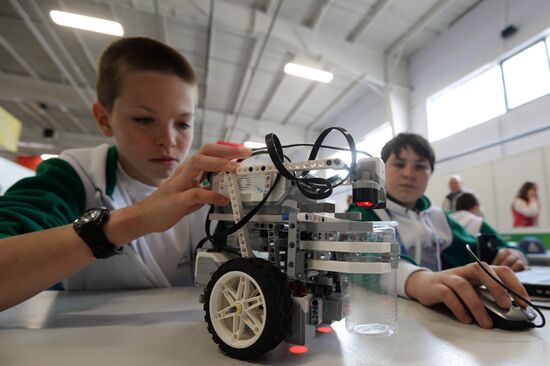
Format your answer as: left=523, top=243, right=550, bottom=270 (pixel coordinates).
left=193, top=127, right=398, bottom=360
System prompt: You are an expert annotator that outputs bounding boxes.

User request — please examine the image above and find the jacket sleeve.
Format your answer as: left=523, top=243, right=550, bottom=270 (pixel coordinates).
left=441, top=215, right=478, bottom=269
left=0, top=158, right=86, bottom=238
left=347, top=204, right=418, bottom=265
left=479, top=220, right=527, bottom=255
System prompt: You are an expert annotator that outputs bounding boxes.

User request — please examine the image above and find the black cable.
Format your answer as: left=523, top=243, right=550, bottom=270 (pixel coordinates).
left=195, top=127, right=357, bottom=257
left=466, top=245, right=545, bottom=328
left=251, top=143, right=371, bottom=158
left=264, top=127, right=357, bottom=200
left=194, top=173, right=282, bottom=257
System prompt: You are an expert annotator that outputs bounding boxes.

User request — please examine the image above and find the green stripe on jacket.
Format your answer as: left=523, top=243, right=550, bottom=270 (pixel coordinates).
left=0, top=158, right=85, bottom=238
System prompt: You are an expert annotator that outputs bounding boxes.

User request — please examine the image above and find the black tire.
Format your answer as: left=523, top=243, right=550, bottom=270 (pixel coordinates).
left=204, top=257, right=291, bottom=360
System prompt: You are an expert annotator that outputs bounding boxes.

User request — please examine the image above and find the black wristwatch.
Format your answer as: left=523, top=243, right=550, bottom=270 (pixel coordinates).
left=73, top=208, right=123, bottom=259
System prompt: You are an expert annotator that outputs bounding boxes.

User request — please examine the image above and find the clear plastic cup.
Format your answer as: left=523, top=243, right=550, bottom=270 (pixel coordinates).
left=342, top=222, right=399, bottom=336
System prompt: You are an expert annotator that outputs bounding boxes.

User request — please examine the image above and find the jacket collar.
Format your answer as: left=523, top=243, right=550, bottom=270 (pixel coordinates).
left=387, top=194, right=431, bottom=213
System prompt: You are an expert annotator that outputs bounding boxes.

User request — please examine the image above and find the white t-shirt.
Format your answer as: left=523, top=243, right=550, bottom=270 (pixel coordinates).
left=112, top=163, right=207, bottom=287
left=449, top=210, right=484, bottom=237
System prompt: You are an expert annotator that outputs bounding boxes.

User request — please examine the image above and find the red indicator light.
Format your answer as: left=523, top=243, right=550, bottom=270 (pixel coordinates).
left=288, top=345, right=308, bottom=354
left=356, top=201, right=374, bottom=207
left=316, top=326, right=332, bottom=333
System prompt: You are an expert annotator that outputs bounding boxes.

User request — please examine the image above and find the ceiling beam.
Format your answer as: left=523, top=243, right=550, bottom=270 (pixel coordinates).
left=0, top=73, right=85, bottom=112
left=15, top=102, right=48, bottom=128
left=57, top=0, right=97, bottom=73
left=306, top=0, right=331, bottom=28
left=307, top=74, right=366, bottom=131
left=25, top=102, right=65, bottom=131
left=255, top=52, right=294, bottom=120
left=28, top=0, right=95, bottom=101
left=9, top=0, right=92, bottom=115
left=385, top=0, right=454, bottom=57
left=19, top=125, right=111, bottom=154
left=281, top=82, right=319, bottom=126
left=94, top=0, right=401, bottom=88
left=346, top=0, right=393, bottom=43
left=224, top=0, right=284, bottom=141
left=231, top=38, right=259, bottom=116
left=0, top=35, right=40, bottom=80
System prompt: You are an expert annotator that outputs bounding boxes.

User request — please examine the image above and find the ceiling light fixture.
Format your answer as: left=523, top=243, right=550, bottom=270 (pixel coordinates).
left=40, top=154, right=59, bottom=160
left=283, top=63, right=333, bottom=83
left=49, top=10, right=124, bottom=37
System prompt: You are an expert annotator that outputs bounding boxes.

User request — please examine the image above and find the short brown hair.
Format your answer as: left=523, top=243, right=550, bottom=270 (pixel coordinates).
left=455, top=192, right=479, bottom=211
left=381, top=133, right=435, bottom=172
left=97, top=37, right=197, bottom=111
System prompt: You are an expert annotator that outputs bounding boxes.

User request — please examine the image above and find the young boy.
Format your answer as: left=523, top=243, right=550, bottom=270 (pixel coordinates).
left=349, top=133, right=529, bottom=328
left=0, top=37, right=250, bottom=310
left=449, top=192, right=484, bottom=236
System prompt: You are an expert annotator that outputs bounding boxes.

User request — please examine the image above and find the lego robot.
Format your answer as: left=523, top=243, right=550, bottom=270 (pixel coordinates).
left=193, top=128, right=398, bottom=359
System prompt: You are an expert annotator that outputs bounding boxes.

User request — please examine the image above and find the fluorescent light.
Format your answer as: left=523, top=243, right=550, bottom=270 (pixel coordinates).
left=49, top=10, right=124, bottom=37
left=284, top=63, right=333, bottom=83
left=41, top=154, right=59, bottom=160
left=244, top=141, right=266, bottom=149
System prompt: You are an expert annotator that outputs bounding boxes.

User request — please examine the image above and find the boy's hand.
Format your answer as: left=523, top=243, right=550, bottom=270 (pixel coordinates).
left=405, top=263, right=530, bottom=328
left=491, top=249, right=527, bottom=272
left=135, top=144, right=251, bottom=233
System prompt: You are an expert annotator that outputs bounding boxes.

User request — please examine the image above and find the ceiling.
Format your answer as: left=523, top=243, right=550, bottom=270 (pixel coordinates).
left=0, top=0, right=480, bottom=157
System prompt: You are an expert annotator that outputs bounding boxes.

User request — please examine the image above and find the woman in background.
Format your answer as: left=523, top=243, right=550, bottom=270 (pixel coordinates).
left=512, top=182, right=539, bottom=227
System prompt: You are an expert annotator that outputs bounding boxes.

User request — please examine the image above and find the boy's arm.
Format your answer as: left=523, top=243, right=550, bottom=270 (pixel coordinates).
left=0, top=144, right=250, bottom=311
left=404, top=262, right=529, bottom=329
left=0, top=158, right=86, bottom=237
left=480, top=221, right=527, bottom=270
left=441, top=215, right=526, bottom=271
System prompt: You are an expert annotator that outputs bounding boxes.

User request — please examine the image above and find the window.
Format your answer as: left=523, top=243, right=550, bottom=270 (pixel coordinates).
left=427, top=66, right=506, bottom=142
left=326, top=123, right=393, bottom=178
left=502, top=41, right=550, bottom=109
left=356, top=123, right=393, bottom=157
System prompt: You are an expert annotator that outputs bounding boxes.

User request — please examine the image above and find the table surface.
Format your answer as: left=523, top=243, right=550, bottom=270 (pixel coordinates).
left=1, top=287, right=549, bottom=366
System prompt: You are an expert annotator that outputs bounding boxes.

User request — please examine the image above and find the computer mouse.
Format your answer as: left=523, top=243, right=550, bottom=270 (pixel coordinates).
left=476, top=287, right=537, bottom=330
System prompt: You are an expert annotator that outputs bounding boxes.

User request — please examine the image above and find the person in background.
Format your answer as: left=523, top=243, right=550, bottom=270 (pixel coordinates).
left=512, top=181, right=539, bottom=227
left=442, top=174, right=467, bottom=212
left=348, top=133, right=529, bottom=328
left=449, top=192, right=484, bottom=236
left=0, top=37, right=250, bottom=311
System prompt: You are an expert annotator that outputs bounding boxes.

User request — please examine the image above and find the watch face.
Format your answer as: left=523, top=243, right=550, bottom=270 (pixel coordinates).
left=75, top=209, right=104, bottom=229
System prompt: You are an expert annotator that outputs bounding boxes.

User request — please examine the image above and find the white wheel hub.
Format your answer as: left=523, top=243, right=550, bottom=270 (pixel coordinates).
left=209, top=270, right=267, bottom=348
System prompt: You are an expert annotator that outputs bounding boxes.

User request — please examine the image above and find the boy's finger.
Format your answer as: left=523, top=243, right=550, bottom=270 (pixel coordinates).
left=182, top=155, right=240, bottom=179
left=198, top=144, right=251, bottom=159
left=493, top=266, right=531, bottom=307
left=491, top=250, right=507, bottom=265
left=436, top=285, right=472, bottom=324
left=469, top=263, right=511, bottom=309
left=181, top=188, right=229, bottom=207
left=443, top=276, right=491, bottom=328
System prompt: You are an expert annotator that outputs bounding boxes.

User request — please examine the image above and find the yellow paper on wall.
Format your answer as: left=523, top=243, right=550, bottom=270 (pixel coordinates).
left=0, top=107, right=22, bottom=152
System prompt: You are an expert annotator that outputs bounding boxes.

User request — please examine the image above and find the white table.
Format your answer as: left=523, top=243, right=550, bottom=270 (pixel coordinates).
left=0, top=287, right=548, bottom=366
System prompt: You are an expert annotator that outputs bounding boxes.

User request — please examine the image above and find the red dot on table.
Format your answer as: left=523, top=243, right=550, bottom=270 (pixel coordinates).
left=288, top=345, right=308, bottom=354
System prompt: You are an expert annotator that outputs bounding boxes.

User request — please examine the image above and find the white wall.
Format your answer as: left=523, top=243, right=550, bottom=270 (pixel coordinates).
left=0, top=156, right=34, bottom=194
left=410, top=0, right=550, bottom=138
left=410, top=0, right=550, bottom=230
left=426, top=146, right=550, bottom=230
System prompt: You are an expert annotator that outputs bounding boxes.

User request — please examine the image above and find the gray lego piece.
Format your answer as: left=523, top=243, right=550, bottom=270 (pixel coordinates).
left=302, top=221, right=373, bottom=232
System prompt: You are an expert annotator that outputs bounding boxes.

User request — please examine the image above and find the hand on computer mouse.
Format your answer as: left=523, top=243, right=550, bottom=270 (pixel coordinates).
left=406, top=263, right=531, bottom=329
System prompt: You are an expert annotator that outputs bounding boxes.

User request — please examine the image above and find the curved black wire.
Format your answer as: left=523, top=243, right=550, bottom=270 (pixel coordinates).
left=264, top=127, right=357, bottom=199
left=195, top=127, right=358, bottom=256
left=466, top=245, right=545, bottom=328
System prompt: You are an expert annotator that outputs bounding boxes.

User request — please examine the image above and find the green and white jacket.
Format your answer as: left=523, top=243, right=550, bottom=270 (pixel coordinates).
left=348, top=195, right=525, bottom=271
left=0, top=144, right=207, bottom=290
